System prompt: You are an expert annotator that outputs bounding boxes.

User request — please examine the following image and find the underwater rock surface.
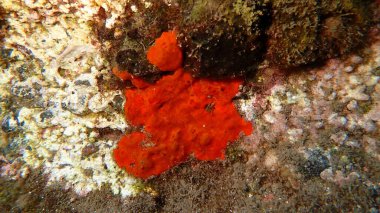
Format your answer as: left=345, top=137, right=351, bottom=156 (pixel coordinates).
left=104, top=0, right=373, bottom=79
left=0, top=0, right=379, bottom=212
left=268, top=0, right=373, bottom=67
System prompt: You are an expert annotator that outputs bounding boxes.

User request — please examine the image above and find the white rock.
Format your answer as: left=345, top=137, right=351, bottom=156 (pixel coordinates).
left=324, top=73, right=334, bottom=80
left=314, top=121, right=324, bottom=129
left=264, top=150, right=278, bottom=171
left=344, top=66, right=354, bottom=73
left=366, top=76, right=379, bottom=87
left=264, top=112, right=277, bottom=124
left=346, top=140, right=360, bottom=148
left=287, top=128, right=303, bottom=142
left=348, top=75, right=362, bottom=85
left=347, top=85, right=370, bottom=101
left=320, top=168, right=334, bottom=181
left=350, top=55, right=363, bottom=64
left=346, top=115, right=358, bottom=131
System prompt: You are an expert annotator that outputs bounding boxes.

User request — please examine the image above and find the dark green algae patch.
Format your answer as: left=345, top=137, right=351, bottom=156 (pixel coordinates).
left=94, top=0, right=374, bottom=80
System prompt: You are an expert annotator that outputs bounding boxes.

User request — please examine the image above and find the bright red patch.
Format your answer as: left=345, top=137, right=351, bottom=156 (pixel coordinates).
left=113, top=31, right=252, bottom=179
left=114, top=69, right=252, bottom=179
left=147, top=31, right=183, bottom=71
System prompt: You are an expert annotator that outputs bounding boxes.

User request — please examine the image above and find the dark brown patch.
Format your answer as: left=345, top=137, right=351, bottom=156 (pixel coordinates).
left=81, top=144, right=99, bottom=158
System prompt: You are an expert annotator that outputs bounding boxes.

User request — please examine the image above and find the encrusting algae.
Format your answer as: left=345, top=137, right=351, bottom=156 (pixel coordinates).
left=113, top=31, right=252, bottom=179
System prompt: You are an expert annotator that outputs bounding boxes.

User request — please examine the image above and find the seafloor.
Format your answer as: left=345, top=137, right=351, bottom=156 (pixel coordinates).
left=0, top=0, right=379, bottom=212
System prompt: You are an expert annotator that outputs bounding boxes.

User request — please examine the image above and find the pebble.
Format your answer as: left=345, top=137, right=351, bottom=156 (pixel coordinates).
left=346, top=140, right=360, bottom=148
left=330, top=131, right=348, bottom=144
left=344, top=66, right=354, bottom=73
left=62, top=91, right=90, bottom=115
left=328, top=113, right=347, bottom=127
left=264, top=150, right=278, bottom=171
left=263, top=132, right=276, bottom=142
left=348, top=86, right=370, bottom=101
left=39, top=110, right=54, bottom=122
left=314, top=121, right=324, bottom=129
left=324, top=73, right=334, bottom=80
left=346, top=115, right=358, bottom=131
left=264, top=112, right=277, bottom=124
left=328, top=92, right=337, bottom=101
left=74, top=80, right=91, bottom=86
left=360, top=119, right=376, bottom=133
left=366, top=76, right=379, bottom=87
left=320, top=168, right=334, bottom=181
left=346, top=100, right=358, bottom=111
left=350, top=55, right=363, bottom=64
left=349, top=75, right=362, bottom=85
left=88, top=93, right=111, bottom=113
left=308, top=74, right=316, bottom=81
left=302, top=149, right=330, bottom=178
left=366, top=106, right=380, bottom=121
left=81, top=144, right=99, bottom=157
left=287, top=128, right=303, bottom=142
left=1, top=115, right=18, bottom=133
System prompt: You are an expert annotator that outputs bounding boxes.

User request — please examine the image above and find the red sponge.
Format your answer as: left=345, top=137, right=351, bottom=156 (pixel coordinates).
left=113, top=31, right=252, bottom=179
left=147, top=31, right=183, bottom=71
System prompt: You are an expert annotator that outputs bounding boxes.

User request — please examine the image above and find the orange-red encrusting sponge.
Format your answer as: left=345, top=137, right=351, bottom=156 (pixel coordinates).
left=112, top=66, right=132, bottom=81
left=147, top=31, right=183, bottom=71
left=114, top=68, right=252, bottom=179
left=112, top=66, right=151, bottom=89
left=113, top=30, right=253, bottom=179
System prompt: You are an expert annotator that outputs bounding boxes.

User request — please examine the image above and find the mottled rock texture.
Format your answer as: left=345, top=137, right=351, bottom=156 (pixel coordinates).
left=106, top=0, right=373, bottom=79
left=0, top=0, right=379, bottom=212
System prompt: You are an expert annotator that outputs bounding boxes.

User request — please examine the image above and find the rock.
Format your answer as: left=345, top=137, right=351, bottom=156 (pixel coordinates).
left=263, top=112, right=276, bottom=124
left=110, top=94, right=124, bottom=112
left=347, top=100, right=358, bottom=111
left=348, top=85, right=370, bottom=101
left=81, top=144, right=99, bottom=157
left=267, top=0, right=372, bottom=67
left=320, top=167, right=334, bottom=181
left=74, top=80, right=91, bottom=86
left=349, top=75, right=362, bottom=85
left=61, top=87, right=92, bottom=115
left=330, top=131, right=348, bottom=145
left=101, top=0, right=373, bottom=79
left=360, top=119, right=376, bottom=133
left=287, top=128, right=303, bottom=143
left=350, top=55, right=363, bottom=64
left=302, top=149, right=330, bottom=178
left=328, top=113, right=347, bottom=127
left=177, top=0, right=267, bottom=78
left=344, top=66, right=354, bottom=73
left=314, top=121, right=324, bottom=129
left=39, top=110, right=54, bottom=122
left=324, top=73, right=334, bottom=80
left=1, top=114, right=18, bottom=133
left=346, top=140, right=360, bottom=148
